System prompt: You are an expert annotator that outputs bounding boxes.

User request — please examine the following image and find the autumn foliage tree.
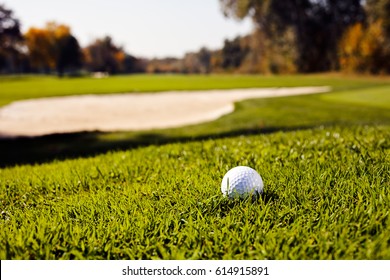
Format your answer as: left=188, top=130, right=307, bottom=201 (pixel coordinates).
left=25, top=27, right=55, bottom=71
left=339, top=0, right=390, bottom=73
left=0, top=4, right=24, bottom=73
left=339, top=21, right=389, bottom=73
left=25, top=22, right=82, bottom=76
left=366, top=0, right=390, bottom=38
left=220, top=0, right=365, bottom=73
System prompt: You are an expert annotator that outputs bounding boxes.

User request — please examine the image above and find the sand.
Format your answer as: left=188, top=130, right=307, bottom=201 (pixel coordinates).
left=0, top=86, right=330, bottom=138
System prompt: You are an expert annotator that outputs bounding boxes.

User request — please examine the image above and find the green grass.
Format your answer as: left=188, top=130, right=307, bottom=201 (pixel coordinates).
left=1, top=125, right=389, bottom=259
left=0, top=73, right=389, bottom=259
left=322, top=85, right=390, bottom=109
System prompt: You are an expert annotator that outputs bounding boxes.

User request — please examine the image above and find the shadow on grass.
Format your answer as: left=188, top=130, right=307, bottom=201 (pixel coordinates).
left=0, top=123, right=343, bottom=168
left=261, top=189, right=280, bottom=205
left=195, top=190, right=280, bottom=218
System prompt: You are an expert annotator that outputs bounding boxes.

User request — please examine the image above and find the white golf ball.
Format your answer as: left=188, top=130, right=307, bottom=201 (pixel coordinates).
left=221, top=166, right=264, bottom=198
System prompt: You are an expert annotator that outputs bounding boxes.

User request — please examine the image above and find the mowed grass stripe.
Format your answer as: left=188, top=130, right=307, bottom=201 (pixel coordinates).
left=1, top=125, right=389, bottom=259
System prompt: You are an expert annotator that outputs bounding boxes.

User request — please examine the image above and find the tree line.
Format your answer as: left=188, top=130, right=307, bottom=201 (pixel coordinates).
left=0, top=4, right=145, bottom=76
left=144, top=0, right=390, bottom=75
left=1, top=1, right=389, bottom=76
left=219, top=0, right=390, bottom=74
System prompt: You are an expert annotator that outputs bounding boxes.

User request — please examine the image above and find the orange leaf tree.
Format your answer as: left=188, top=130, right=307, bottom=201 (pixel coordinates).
left=25, top=22, right=82, bottom=76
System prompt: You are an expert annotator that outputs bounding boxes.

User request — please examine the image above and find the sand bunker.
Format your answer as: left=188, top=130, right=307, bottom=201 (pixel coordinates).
left=0, top=87, right=330, bottom=137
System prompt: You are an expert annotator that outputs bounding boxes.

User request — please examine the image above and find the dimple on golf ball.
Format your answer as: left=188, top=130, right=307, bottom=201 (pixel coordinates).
left=221, top=166, right=264, bottom=198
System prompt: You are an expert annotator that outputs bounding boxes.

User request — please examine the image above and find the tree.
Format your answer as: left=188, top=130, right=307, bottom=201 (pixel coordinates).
left=182, top=52, right=202, bottom=73
left=56, top=34, right=82, bottom=76
left=84, top=36, right=126, bottom=74
left=339, top=1, right=390, bottom=73
left=366, top=0, right=390, bottom=37
left=339, top=21, right=390, bottom=73
left=25, top=27, right=55, bottom=71
left=122, top=54, right=147, bottom=73
left=221, top=37, right=248, bottom=69
left=0, top=4, right=23, bottom=73
left=25, top=22, right=82, bottom=76
left=220, top=0, right=365, bottom=72
left=198, top=47, right=211, bottom=74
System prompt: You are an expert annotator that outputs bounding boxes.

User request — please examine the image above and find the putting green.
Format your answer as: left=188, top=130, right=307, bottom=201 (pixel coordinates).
left=322, top=85, right=390, bottom=109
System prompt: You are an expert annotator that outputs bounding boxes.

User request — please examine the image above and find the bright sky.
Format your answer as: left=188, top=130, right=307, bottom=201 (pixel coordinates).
left=4, top=0, right=253, bottom=58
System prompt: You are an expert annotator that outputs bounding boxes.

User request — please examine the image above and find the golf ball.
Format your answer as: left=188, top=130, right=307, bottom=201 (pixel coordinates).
left=221, top=166, right=264, bottom=198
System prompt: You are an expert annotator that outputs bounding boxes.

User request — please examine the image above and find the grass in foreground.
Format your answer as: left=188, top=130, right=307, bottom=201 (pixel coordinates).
left=1, top=125, right=389, bottom=259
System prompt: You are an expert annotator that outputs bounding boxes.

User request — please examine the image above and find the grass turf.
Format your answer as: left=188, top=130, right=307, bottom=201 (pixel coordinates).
left=0, top=125, right=389, bottom=259
left=0, top=74, right=389, bottom=259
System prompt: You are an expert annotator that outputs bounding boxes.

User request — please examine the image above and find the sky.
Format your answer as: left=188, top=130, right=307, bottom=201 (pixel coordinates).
left=4, top=0, right=254, bottom=59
